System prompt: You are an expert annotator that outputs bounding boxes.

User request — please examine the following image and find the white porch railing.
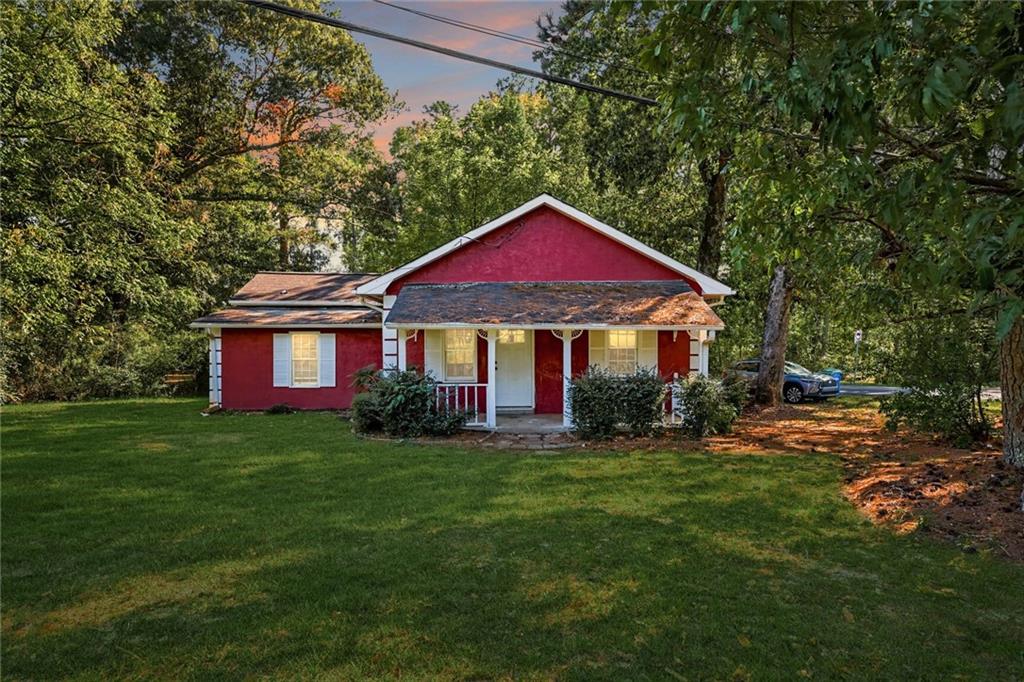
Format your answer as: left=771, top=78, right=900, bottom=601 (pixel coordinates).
left=435, top=383, right=487, bottom=427
left=663, top=379, right=685, bottom=427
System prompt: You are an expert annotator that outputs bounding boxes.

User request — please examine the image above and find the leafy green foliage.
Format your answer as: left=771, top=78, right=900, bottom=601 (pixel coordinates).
left=618, top=368, right=669, bottom=437
left=568, top=367, right=622, bottom=440
left=351, top=369, right=469, bottom=437
left=1, top=0, right=393, bottom=401
left=878, top=317, right=996, bottom=446
left=569, top=367, right=667, bottom=439
left=675, top=375, right=746, bottom=438
left=350, top=391, right=384, bottom=433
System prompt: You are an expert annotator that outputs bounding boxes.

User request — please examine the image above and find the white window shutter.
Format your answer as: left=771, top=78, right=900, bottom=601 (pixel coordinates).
left=639, top=330, right=658, bottom=372
left=588, top=330, right=607, bottom=370
left=273, top=334, right=291, bottom=387
left=424, top=329, right=444, bottom=379
left=319, top=333, right=336, bottom=387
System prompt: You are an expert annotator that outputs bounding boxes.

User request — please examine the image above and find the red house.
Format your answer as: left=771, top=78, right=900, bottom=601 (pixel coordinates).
left=191, top=194, right=734, bottom=427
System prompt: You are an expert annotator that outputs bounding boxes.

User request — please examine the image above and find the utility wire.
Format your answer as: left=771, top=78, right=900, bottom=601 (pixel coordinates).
left=372, top=0, right=550, bottom=50
left=369, top=0, right=654, bottom=79
left=238, top=0, right=658, bottom=107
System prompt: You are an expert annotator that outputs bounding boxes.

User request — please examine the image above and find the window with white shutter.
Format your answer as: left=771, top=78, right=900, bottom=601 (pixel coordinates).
left=291, top=332, right=319, bottom=387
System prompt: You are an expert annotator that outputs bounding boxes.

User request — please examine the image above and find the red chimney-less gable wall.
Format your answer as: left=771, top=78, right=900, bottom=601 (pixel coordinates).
left=386, top=206, right=701, bottom=294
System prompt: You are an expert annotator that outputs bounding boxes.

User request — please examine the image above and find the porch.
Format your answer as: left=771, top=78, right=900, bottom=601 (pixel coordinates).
left=385, top=280, right=725, bottom=430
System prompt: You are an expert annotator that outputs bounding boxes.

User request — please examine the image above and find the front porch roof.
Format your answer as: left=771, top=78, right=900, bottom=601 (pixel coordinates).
left=386, top=280, right=724, bottom=329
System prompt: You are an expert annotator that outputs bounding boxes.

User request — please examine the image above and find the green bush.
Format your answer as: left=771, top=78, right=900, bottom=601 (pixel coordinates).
left=877, top=316, right=995, bottom=447
left=265, top=403, right=295, bottom=415
left=568, top=367, right=621, bottom=440
left=568, top=367, right=667, bottom=439
left=350, top=392, right=384, bottom=433
left=880, top=387, right=991, bottom=447
left=350, top=368, right=470, bottom=437
left=674, top=375, right=744, bottom=438
left=618, top=367, right=669, bottom=437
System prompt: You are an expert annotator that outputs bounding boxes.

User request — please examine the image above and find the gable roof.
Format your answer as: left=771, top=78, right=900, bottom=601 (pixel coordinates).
left=229, top=272, right=377, bottom=306
left=355, top=194, right=735, bottom=297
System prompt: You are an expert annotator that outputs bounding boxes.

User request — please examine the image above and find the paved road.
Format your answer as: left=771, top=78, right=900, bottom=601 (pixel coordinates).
left=840, top=384, right=906, bottom=396
left=839, top=384, right=1002, bottom=400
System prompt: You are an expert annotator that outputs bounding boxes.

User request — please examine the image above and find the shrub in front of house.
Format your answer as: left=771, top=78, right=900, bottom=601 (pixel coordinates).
left=569, top=367, right=667, bottom=439
left=674, top=374, right=745, bottom=438
left=618, top=367, right=669, bottom=437
left=350, top=367, right=471, bottom=437
left=350, top=392, right=385, bottom=433
left=568, top=367, right=622, bottom=440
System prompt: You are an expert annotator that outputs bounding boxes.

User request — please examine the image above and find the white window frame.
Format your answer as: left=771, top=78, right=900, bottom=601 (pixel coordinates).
left=606, top=329, right=638, bottom=375
left=443, top=328, right=477, bottom=383
left=290, top=332, right=320, bottom=388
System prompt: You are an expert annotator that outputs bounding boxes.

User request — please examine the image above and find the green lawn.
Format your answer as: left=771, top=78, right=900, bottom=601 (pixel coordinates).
left=3, top=400, right=1023, bottom=680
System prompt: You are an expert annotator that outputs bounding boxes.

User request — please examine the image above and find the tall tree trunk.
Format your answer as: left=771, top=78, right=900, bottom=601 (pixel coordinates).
left=278, top=211, right=290, bottom=269
left=1000, top=313, right=1024, bottom=469
left=696, top=146, right=734, bottom=276
left=754, top=264, right=794, bottom=406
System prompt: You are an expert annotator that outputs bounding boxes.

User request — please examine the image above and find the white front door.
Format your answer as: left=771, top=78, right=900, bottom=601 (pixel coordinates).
left=495, top=329, right=534, bottom=408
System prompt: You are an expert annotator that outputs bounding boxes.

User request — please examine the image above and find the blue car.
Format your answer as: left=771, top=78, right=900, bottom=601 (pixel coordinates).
left=724, top=360, right=841, bottom=403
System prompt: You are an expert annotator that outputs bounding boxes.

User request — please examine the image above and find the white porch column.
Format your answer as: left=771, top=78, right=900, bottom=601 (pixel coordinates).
left=397, top=329, right=408, bottom=371
left=699, top=330, right=713, bottom=376
left=382, top=294, right=398, bottom=371
left=486, top=329, right=497, bottom=428
left=562, top=328, right=573, bottom=427
left=208, top=328, right=222, bottom=407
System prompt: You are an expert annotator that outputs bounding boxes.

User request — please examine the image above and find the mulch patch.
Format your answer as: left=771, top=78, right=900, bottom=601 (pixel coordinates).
left=701, top=402, right=1024, bottom=562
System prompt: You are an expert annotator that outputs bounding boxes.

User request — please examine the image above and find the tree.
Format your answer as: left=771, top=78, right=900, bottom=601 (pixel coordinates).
left=537, top=2, right=722, bottom=273
left=632, top=1, right=1023, bottom=459
left=115, top=0, right=395, bottom=268
left=348, top=88, right=598, bottom=269
left=1, top=0, right=393, bottom=399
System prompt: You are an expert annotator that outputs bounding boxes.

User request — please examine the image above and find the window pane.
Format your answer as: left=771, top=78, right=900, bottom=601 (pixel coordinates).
left=445, top=329, right=476, bottom=381
left=606, top=330, right=637, bottom=374
left=498, top=329, right=525, bottom=344
left=608, top=330, right=637, bottom=349
left=291, top=333, right=319, bottom=386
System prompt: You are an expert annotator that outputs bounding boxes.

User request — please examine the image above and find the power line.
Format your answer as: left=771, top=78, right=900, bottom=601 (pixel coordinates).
left=238, top=0, right=658, bottom=107
left=372, top=0, right=550, bottom=50
left=369, top=0, right=653, bottom=79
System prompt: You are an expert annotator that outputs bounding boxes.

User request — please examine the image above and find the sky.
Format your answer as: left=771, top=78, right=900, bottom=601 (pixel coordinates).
left=329, top=1, right=564, bottom=155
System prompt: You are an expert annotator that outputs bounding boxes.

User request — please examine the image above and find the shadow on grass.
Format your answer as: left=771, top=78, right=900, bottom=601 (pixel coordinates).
left=3, top=399, right=1023, bottom=679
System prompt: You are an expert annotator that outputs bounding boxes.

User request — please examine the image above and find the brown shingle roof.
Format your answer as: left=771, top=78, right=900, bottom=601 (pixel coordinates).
left=386, top=281, right=724, bottom=328
left=191, top=306, right=380, bottom=328
left=230, top=272, right=377, bottom=304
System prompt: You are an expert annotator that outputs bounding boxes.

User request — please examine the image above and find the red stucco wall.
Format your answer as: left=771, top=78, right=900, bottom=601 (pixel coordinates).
left=658, top=330, right=690, bottom=380
left=387, top=206, right=700, bottom=294
left=220, top=328, right=381, bottom=410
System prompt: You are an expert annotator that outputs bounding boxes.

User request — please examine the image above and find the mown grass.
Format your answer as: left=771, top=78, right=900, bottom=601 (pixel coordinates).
left=3, top=399, right=1023, bottom=680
